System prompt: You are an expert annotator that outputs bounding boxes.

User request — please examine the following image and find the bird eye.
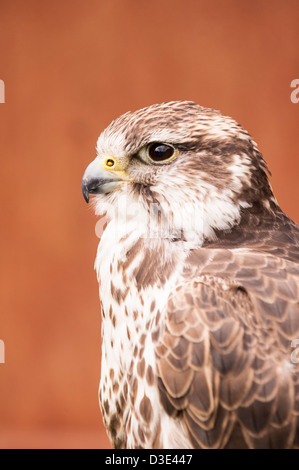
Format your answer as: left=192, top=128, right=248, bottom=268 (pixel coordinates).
left=147, top=143, right=175, bottom=163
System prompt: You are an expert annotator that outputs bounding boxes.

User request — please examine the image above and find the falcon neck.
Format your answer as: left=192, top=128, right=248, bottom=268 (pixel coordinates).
left=95, top=220, right=188, bottom=375
left=95, top=219, right=188, bottom=313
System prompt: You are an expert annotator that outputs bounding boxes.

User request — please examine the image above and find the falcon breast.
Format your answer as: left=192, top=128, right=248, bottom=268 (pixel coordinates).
left=82, top=101, right=299, bottom=449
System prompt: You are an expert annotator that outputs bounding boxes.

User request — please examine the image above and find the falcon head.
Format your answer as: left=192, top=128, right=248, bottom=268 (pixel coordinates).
left=82, top=101, right=276, bottom=244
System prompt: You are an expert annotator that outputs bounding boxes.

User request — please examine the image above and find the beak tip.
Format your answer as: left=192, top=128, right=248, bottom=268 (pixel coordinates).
left=82, top=181, right=90, bottom=204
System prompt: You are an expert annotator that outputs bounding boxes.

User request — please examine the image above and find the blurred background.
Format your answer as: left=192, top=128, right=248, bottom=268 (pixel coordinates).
left=0, top=0, right=298, bottom=449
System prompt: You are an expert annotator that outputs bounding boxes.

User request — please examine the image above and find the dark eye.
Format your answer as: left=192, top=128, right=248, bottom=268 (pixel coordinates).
left=148, top=143, right=175, bottom=162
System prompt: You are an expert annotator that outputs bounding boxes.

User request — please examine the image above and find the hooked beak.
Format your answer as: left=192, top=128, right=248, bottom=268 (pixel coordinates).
left=81, top=158, right=123, bottom=203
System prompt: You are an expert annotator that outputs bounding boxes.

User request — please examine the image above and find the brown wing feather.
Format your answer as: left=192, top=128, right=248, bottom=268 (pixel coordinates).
left=155, top=248, right=299, bottom=448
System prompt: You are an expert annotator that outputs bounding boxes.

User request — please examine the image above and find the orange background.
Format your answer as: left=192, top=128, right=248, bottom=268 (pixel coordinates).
left=0, top=0, right=298, bottom=449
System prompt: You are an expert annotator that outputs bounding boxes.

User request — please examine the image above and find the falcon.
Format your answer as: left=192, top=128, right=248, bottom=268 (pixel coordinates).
left=82, top=101, right=299, bottom=449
